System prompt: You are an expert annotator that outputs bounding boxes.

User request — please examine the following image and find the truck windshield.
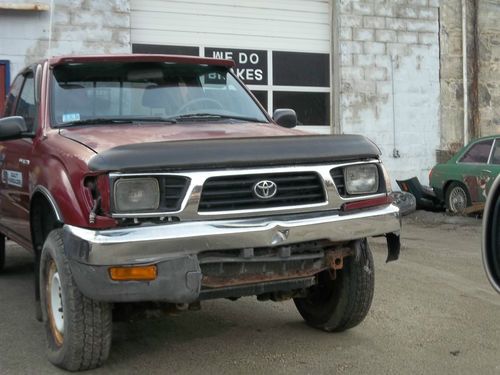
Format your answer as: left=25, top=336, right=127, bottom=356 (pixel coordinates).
left=50, top=61, right=269, bottom=126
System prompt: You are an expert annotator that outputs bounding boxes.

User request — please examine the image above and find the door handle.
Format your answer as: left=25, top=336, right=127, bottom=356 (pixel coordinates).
left=482, top=169, right=492, bottom=174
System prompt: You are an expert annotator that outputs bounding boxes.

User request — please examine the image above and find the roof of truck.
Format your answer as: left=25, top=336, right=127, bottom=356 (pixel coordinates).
left=48, top=54, right=236, bottom=68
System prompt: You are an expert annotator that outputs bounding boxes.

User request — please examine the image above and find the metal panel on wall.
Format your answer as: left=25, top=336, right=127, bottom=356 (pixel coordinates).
left=131, top=0, right=330, bottom=53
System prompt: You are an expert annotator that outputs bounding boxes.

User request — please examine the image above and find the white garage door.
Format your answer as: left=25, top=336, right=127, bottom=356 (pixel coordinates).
left=131, top=0, right=332, bottom=129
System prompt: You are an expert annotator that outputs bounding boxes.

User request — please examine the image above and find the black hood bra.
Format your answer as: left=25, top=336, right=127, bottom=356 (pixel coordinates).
left=88, top=134, right=381, bottom=172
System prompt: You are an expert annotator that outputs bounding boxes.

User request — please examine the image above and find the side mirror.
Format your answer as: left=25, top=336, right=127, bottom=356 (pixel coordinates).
left=482, top=174, right=500, bottom=294
left=0, top=116, right=28, bottom=141
left=273, top=108, right=297, bottom=128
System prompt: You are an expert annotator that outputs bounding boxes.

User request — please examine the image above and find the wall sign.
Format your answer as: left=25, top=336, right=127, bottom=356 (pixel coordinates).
left=205, top=48, right=267, bottom=85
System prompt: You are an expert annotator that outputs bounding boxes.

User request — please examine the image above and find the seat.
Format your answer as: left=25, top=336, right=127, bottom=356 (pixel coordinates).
left=54, top=84, right=91, bottom=121
left=142, top=84, right=179, bottom=116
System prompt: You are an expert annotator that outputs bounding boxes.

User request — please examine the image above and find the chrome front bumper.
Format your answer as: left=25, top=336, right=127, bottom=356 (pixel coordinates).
left=63, top=204, right=400, bottom=303
left=64, top=204, right=400, bottom=266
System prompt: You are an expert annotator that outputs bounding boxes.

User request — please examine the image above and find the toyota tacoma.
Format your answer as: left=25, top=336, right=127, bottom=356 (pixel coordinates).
left=0, top=54, right=401, bottom=370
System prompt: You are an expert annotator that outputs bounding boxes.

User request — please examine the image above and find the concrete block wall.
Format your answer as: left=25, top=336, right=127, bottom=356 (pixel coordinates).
left=49, top=0, right=130, bottom=58
left=0, top=0, right=130, bottom=81
left=339, top=0, right=441, bottom=186
left=439, top=0, right=470, bottom=155
left=478, top=0, right=500, bottom=136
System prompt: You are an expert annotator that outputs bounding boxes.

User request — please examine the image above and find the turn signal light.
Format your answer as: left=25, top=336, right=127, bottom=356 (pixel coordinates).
left=342, top=196, right=392, bottom=212
left=109, top=265, right=157, bottom=281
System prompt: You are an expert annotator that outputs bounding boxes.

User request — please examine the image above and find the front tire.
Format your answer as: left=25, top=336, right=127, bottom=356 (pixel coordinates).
left=446, top=182, right=471, bottom=214
left=39, top=229, right=112, bottom=371
left=294, top=239, right=375, bottom=332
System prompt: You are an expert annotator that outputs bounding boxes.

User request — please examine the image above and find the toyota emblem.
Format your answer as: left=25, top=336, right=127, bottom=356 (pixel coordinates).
left=253, top=180, right=278, bottom=199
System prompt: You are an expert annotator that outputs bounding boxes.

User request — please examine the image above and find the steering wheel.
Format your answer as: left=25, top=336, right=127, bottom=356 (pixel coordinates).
left=176, top=97, right=223, bottom=115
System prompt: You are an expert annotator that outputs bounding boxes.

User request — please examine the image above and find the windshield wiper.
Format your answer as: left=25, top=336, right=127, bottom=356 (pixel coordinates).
left=57, top=117, right=177, bottom=128
left=171, top=113, right=268, bottom=123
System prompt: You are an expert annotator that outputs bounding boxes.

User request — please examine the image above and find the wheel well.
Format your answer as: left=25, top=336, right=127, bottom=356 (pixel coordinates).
left=31, top=193, right=63, bottom=304
left=30, top=193, right=63, bottom=254
left=443, top=180, right=454, bottom=196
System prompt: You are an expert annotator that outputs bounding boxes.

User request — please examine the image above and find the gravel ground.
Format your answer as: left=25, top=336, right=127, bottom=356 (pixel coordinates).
left=0, top=212, right=498, bottom=375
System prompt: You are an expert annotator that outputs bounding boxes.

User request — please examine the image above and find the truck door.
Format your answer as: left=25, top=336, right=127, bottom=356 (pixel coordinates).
left=0, top=70, right=37, bottom=243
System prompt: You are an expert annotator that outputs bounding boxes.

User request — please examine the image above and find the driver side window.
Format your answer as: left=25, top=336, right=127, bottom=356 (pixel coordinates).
left=14, top=72, right=37, bottom=132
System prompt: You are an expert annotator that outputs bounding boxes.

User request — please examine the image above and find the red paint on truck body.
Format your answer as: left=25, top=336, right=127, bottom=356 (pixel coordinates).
left=0, top=55, right=305, bottom=251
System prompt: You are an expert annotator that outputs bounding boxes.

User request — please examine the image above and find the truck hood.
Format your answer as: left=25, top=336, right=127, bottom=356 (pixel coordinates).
left=59, top=122, right=304, bottom=154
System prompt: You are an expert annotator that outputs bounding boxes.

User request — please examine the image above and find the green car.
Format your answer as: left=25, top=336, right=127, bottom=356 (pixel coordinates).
left=430, top=135, right=500, bottom=213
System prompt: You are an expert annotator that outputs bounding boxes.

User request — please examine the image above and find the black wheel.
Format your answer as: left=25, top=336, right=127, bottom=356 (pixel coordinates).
left=445, top=182, right=471, bottom=214
left=294, top=239, right=374, bottom=332
left=0, top=234, right=5, bottom=272
left=39, top=229, right=112, bottom=371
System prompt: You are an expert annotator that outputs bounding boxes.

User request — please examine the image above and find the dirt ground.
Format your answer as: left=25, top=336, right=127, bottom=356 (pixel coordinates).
left=0, top=211, right=498, bottom=374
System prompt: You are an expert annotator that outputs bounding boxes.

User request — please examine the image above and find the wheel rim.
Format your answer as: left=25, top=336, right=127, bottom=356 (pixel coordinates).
left=449, top=186, right=467, bottom=213
left=47, top=261, right=64, bottom=346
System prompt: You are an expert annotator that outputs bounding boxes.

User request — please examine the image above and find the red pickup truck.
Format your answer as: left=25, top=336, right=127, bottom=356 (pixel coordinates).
left=0, top=54, right=401, bottom=371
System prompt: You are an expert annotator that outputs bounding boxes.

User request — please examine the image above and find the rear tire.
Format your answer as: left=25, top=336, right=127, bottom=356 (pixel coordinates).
left=445, top=182, right=471, bottom=214
left=39, top=229, right=112, bottom=371
left=294, top=239, right=374, bottom=332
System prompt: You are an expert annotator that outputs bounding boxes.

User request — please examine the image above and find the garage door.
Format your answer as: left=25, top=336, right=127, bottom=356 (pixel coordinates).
left=130, top=0, right=332, bottom=129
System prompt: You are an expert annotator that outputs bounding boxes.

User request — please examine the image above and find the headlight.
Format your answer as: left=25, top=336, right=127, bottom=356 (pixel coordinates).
left=345, top=164, right=379, bottom=195
left=114, top=177, right=160, bottom=212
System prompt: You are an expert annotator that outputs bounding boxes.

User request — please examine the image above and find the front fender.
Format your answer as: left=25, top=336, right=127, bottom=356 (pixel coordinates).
left=31, top=133, right=116, bottom=229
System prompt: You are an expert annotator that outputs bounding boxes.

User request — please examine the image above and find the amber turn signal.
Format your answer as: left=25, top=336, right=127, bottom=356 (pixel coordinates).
left=109, top=265, right=157, bottom=281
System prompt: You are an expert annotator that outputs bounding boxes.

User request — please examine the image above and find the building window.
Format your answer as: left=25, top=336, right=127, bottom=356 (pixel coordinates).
left=132, top=44, right=199, bottom=56
left=251, top=91, right=268, bottom=111
left=273, top=92, right=330, bottom=125
left=133, top=44, right=331, bottom=126
left=272, top=51, right=329, bottom=87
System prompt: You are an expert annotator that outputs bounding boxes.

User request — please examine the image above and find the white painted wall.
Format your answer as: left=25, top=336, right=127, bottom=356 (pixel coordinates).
left=0, top=1, right=51, bottom=79
left=339, top=0, right=441, bottom=187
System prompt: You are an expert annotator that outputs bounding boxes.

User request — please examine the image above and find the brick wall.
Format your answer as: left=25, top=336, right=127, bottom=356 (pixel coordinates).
left=49, top=0, right=130, bottom=56
left=0, top=0, right=130, bottom=81
left=339, top=0, right=440, bottom=186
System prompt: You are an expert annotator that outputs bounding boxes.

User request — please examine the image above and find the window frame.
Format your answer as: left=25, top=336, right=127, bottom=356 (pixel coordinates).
left=487, top=139, right=500, bottom=165
left=3, top=74, right=24, bottom=117
left=48, top=62, right=272, bottom=128
left=13, top=70, right=38, bottom=134
left=458, top=139, right=494, bottom=165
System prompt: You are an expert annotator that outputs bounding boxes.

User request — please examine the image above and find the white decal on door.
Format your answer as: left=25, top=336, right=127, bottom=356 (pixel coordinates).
left=2, top=170, right=23, bottom=188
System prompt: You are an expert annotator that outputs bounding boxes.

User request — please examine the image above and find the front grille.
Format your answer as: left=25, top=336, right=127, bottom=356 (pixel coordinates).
left=199, top=172, right=325, bottom=211
left=159, top=176, right=190, bottom=211
left=330, top=168, right=347, bottom=196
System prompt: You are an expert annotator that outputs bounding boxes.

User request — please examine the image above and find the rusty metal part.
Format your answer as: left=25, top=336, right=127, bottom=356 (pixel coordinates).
left=46, top=260, right=64, bottom=347
left=202, top=244, right=357, bottom=288
left=202, top=268, right=325, bottom=289
left=463, top=202, right=485, bottom=215
left=325, top=247, right=354, bottom=271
